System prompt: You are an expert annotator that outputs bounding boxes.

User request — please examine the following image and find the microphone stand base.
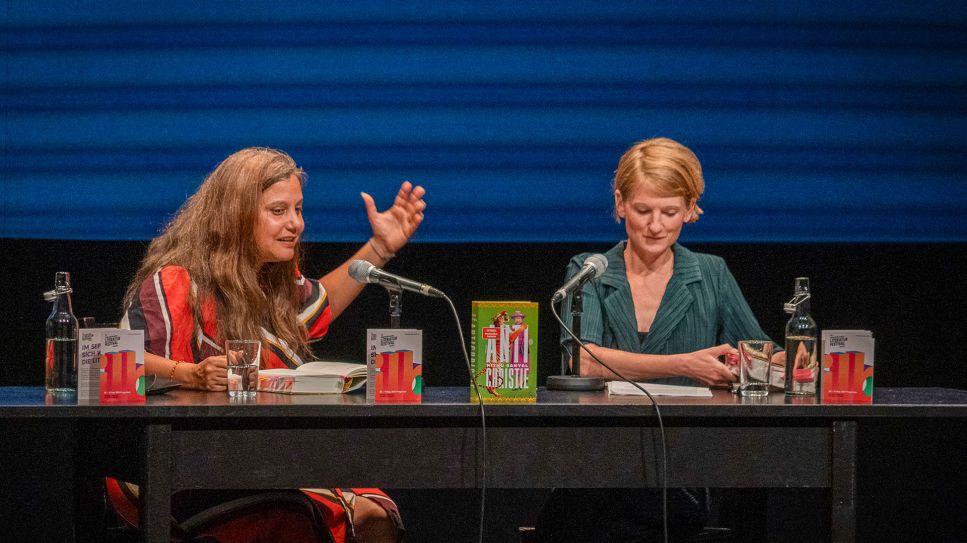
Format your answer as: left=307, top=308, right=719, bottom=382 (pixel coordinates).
left=546, top=375, right=605, bottom=391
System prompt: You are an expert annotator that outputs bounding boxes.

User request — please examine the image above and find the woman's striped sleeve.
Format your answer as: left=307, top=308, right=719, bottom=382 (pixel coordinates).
left=296, top=274, right=332, bottom=341
left=123, top=266, right=196, bottom=363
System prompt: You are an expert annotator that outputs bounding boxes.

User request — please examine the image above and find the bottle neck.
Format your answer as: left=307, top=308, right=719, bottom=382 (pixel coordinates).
left=792, top=278, right=811, bottom=316
left=52, top=292, right=74, bottom=315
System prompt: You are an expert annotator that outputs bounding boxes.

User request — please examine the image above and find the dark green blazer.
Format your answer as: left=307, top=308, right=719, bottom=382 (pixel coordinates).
left=561, top=241, right=773, bottom=386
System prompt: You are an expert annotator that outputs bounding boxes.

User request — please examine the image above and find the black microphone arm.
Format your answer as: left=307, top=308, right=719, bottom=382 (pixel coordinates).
left=348, top=260, right=445, bottom=298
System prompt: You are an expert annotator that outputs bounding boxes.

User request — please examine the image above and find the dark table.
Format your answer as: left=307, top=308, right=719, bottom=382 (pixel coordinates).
left=2, top=386, right=965, bottom=543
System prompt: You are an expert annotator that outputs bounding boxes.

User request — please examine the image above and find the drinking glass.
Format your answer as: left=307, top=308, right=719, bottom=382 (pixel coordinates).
left=226, top=339, right=261, bottom=398
left=738, top=340, right=775, bottom=397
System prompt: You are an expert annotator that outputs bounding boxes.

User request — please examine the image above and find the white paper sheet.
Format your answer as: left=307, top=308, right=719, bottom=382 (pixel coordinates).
left=607, top=380, right=713, bottom=397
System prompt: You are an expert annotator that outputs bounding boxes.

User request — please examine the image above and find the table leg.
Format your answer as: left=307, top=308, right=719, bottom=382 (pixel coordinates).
left=140, top=424, right=171, bottom=543
left=831, top=420, right=857, bottom=543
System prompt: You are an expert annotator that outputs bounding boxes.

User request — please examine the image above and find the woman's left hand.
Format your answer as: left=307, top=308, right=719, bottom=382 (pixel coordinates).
left=362, top=181, right=427, bottom=255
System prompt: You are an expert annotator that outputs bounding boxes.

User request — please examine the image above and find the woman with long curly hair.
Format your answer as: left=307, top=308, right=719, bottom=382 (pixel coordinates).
left=111, top=147, right=425, bottom=543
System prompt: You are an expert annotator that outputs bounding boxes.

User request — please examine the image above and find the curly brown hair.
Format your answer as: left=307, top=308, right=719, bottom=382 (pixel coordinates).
left=123, top=147, right=311, bottom=358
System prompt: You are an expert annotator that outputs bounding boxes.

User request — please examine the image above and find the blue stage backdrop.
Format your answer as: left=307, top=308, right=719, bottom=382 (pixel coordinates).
left=3, top=1, right=966, bottom=242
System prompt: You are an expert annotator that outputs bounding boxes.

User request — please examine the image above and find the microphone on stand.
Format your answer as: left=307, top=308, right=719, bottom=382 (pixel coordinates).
left=547, top=254, right=608, bottom=391
left=551, top=254, right=607, bottom=303
left=349, top=259, right=443, bottom=328
left=348, top=260, right=445, bottom=298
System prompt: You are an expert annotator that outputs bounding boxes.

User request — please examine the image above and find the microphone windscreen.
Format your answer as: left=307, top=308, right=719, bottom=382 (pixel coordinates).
left=348, top=259, right=375, bottom=284
left=586, top=253, right=608, bottom=278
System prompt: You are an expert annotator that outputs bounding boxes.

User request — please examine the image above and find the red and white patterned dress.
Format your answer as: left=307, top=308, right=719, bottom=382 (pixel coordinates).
left=108, top=265, right=402, bottom=542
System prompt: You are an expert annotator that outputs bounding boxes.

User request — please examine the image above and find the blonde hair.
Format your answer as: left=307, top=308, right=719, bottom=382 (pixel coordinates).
left=123, top=147, right=310, bottom=359
left=612, top=137, right=704, bottom=223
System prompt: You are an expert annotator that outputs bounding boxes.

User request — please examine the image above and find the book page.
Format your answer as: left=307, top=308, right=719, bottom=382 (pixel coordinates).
left=298, top=361, right=366, bottom=377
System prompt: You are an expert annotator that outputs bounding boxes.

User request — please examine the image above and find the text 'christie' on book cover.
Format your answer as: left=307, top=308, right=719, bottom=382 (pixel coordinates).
left=471, top=301, right=538, bottom=403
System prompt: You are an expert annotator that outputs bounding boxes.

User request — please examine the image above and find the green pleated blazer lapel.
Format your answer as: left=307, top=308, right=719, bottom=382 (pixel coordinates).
left=644, top=244, right=703, bottom=351
left=598, top=243, right=639, bottom=353
left=598, top=242, right=703, bottom=354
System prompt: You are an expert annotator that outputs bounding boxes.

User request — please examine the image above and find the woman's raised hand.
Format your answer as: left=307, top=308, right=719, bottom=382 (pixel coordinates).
left=361, top=181, right=427, bottom=256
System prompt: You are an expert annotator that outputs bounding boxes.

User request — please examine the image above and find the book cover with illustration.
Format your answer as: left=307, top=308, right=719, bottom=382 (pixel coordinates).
left=367, top=329, right=423, bottom=403
left=78, top=328, right=145, bottom=404
left=821, top=330, right=875, bottom=404
left=259, top=361, right=367, bottom=394
left=470, top=301, right=538, bottom=403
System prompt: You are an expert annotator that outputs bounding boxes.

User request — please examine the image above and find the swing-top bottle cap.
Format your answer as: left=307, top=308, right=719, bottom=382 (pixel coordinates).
left=783, top=277, right=811, bottom=314
left=43, top=271, right=73, bottom=302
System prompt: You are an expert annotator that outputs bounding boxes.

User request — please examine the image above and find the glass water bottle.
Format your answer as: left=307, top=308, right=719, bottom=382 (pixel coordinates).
left=784, top=277, right=819, bottom=395
left=44, top=272, right=79, bottom=397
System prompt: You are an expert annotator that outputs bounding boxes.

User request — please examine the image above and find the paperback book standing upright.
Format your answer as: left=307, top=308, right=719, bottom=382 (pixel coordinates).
left=470, top=301, right=538, bottom=403
left=821, top=330, right=875, bottom=404
left=78, top=328, right=145, bottom=404
left=367, top=329, right=423, bottom=403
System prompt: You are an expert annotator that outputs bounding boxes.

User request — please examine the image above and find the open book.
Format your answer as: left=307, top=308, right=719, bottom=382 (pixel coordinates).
left=258, top=361, right=367, bottom=394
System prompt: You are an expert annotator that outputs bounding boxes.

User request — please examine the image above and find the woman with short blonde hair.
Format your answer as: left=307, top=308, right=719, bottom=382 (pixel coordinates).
left=539, top=137, right=777, bottom=542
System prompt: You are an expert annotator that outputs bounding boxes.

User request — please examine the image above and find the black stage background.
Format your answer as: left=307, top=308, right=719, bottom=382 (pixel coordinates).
left=3, top=239, right=965, bottom=390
